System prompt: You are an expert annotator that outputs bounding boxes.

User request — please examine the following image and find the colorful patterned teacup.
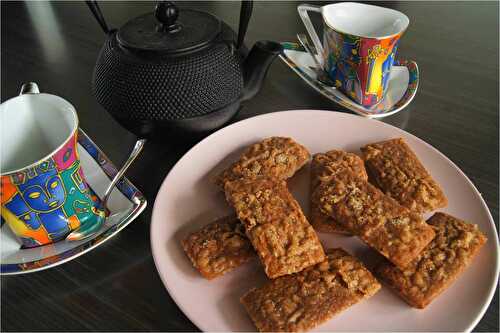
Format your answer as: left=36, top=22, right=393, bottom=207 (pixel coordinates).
left=298, top=2, right=409, bottom=108
left=0, top=83, right=99, bottom=248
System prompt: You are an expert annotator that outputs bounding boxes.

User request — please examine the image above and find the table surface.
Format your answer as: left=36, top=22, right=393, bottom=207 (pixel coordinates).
left=1, top=1, right=498, bottom=331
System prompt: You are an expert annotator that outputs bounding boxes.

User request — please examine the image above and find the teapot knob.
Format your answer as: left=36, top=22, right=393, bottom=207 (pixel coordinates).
left=19, top=82, right=40, bottom=95
left=155, top=1, right=181, bottom=32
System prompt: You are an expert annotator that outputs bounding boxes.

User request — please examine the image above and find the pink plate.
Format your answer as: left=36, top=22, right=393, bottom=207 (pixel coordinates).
left=151, top=110, right=498, bottom=332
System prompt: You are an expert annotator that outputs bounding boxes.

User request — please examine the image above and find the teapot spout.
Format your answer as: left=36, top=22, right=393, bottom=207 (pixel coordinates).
left=241, top=41, right=283, bottom=102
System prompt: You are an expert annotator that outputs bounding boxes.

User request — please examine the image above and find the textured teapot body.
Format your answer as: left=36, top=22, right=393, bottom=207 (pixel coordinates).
left=88, top=1, right=282, bottom=140
left=93, top=25, right=245, bottom=138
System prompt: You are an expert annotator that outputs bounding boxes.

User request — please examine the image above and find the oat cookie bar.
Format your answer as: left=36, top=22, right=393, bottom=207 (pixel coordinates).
left=361, top=138, right=447, bottom=213
left=224, top=178, right=325, bottom=278
left=181, top=216, right=256, bottom=280
left=310, top=150, right=368, bottom=234
left=240, top=248, right=381, bottom=332
left=217, top=137, right=310, bottom=188
left=315, top=171, right=435, bottom=268
left=376, top=212, right=487, bottom=308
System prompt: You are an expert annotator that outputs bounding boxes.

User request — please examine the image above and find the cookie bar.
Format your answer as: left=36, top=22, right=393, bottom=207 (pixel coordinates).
left=181, top=216, right=256, bottom=280
left=361, top=138, right=447, bottom=213
left=240, top=248, right=381, bottom=332
left=224, top=178, right=325, bottom=278
left=376, top=212, right=487, bottom=308
left=315, top=171, right=435, bottom=268
left=310, top=150, right=368, bottom=234
left=217, top=137, right=310, bottom=188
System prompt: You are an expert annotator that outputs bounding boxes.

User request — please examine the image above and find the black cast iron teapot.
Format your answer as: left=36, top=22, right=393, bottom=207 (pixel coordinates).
left=87, top=0, right=283, bottom=140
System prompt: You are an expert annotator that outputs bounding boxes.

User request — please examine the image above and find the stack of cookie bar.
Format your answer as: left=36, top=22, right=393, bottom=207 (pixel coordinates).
left=181, top=137, right=487, bottom=332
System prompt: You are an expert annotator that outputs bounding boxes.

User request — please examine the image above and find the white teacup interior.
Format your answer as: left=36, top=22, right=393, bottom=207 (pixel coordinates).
left=322, top=2, right=409, bottom=38
left=1, top=94, right=78, bottom=174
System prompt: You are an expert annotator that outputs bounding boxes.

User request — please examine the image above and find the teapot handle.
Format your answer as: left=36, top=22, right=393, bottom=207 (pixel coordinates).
left=19, top=82, right=40, bottom=95
left=237, top=1, right=253, bottom=50
left=85, top=0, right=111, bottom=34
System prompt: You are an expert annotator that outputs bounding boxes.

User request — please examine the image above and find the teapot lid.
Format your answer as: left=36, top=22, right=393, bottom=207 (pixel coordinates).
left=117, top=1, right=221, bottom=54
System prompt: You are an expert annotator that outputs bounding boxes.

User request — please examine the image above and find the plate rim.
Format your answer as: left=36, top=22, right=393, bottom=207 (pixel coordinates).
left=150, top=110, right=499, bottom=332
left=0, top=129, right=147, bottom=275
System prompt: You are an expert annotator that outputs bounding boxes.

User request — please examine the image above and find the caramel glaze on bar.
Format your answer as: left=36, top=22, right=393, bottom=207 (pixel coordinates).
left=314, top=170, right=435, bottom=269
left=181, top=216, right=256, bottom=280
left=224, top=178, right=325, bottom=279
left=361, top=138, right=447, bottom=214
left=376, top=212, right=487, bottom=309
left=240, top=248, right=381, bottom=332
left=310, top=150, right=368, bottom=235
left=217, top=137, right=310, bottom=189
left=183, top=137, right=311, bottom=280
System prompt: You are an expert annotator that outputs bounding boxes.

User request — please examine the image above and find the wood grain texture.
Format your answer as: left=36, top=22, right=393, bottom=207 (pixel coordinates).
left=1, top=1, right=498, bottom=331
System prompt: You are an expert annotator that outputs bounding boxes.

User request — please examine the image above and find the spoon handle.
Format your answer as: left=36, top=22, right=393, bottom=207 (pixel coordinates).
left=100, top=138, right=146, bottom=208
left=66, top=138, right=146, bottom=241
left=297, top=33, right=323, bottom=70
left=297, top=33, right=335, bottom=86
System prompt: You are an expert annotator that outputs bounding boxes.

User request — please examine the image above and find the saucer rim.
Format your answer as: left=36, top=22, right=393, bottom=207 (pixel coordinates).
left=279, top=42, right=419, bottom=118
left=0, top=129, right=147, bottom=275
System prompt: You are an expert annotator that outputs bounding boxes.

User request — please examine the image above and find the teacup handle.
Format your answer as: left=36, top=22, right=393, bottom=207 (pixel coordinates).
left=297, top=4, right=324, bottom=67
left=19, top=82, right=40, bottom=95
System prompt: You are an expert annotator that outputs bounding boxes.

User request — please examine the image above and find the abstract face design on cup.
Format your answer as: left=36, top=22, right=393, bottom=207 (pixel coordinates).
left=16, top=160, right=66, bottom=212
left=298, top=3, right=409, bottom=108
left=0, top=84, right=100, bottom=248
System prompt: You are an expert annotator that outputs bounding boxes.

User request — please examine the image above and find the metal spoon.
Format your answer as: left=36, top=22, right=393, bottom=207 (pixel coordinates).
left=66, top=138, right=146, bottom=241
left=297, top=33, right=322, bottom=68
left=296, top=33, right=335, bottom=86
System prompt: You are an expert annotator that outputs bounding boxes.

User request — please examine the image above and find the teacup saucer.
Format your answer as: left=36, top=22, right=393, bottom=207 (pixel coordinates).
left=0, top=129, right=147, bottom=275
left=279, top=42, right=419, bottom=118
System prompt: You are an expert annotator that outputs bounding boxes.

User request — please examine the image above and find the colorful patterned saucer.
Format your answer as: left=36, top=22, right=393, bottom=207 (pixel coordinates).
left=0, top=130, right=147, bottom=275
left=279, top=42, right=419, bottom=118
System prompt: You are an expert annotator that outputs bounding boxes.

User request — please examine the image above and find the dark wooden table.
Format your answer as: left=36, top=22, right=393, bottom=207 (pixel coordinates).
left=1, top=1, right=498, bottom=331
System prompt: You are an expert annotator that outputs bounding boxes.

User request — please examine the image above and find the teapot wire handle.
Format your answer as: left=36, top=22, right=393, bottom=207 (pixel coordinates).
left=237, top=0, right=253, bottom=50
left=86, top=0, right=111, bottom=34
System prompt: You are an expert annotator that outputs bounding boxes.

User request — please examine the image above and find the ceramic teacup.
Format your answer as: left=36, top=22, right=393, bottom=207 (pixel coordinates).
left=0, top=83, right=99, bottom=248
left=298, top=2, right=409, bottom=107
